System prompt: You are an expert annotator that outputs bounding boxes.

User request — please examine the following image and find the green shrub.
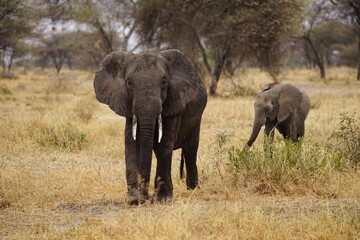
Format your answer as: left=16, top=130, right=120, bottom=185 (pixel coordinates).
left=326, top=113, right=360, bottom=168
left=0, top=86, right=12, bottom=95
left=30, top=123, right=89, bottom=151
left=228, top=141, right=332, bottom=195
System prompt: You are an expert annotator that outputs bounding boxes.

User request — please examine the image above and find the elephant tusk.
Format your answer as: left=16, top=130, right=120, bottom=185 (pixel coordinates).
left=132, top=114, right=137, bottom=140
left=158, top=114, right=163, bottom=143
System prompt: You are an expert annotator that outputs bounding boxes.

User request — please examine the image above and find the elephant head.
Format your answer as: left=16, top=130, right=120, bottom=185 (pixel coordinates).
left=247, top=83, right=303, bottom=147
left=94, top=50, right=203, bottom=197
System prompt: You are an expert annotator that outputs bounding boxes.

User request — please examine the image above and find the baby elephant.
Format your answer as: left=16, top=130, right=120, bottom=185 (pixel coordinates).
left=247, top=83, right=310, bottom=148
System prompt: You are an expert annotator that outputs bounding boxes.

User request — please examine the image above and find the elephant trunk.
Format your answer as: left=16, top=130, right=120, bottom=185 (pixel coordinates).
left=137, top=117, right=155, bottom=197
left=131, top=87, right=163, bottom=197
left=247, top=114, right=265, bottom=147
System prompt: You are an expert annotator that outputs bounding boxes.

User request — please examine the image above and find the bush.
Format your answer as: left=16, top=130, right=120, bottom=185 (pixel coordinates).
left=228, top=141, right=333, bottom=195
left=30, top=123, right=89, bottom=151
left=0, top=86, right=13, bottom=95
left=326, top=113, right=360, bottom=168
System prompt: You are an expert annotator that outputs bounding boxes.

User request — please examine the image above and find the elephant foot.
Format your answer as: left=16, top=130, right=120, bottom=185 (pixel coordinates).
left=152, top=194, right=172, bottom=204
left=152, top=189, right=172, bottom=204
left=125, top=188, right=150, bottom=205
left=125, top=194, right=146, bottom=205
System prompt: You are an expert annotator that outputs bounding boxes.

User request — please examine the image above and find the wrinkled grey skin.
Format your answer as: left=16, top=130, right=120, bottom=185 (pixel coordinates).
left=94, top=49, right=207, bottom=205
left=247, top=83, right=310, bottom=148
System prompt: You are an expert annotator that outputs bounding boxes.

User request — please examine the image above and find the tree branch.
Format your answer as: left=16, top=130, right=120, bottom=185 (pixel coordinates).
left=194, top=33, right=212, bottom=76
left=0, top=0, right=21, bottom=21
left=349, top=1, right=360, bottom=23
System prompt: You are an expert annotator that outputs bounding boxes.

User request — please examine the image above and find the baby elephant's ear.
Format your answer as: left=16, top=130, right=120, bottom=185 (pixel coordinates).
left=277, top=84, right=302, bottom=122
left=159, top=49, right=207, bottom=116
left=93, top=51, right=133, bottom=117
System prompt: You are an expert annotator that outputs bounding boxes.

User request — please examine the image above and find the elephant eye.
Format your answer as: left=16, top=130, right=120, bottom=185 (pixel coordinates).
left=161, top=77, right=167, bottom=87
left=126, top=79, right=133, bottom=89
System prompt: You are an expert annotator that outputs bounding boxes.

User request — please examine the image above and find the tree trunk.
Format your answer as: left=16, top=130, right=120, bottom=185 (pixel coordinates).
left=303, top=35, right=326, bottom=79
left=51, top=56, right=64, bottom=75
left=209, top=77, right=217, bottom=96
left=122, top=24, right=137, bottom=52
left=67, top=57, right=72, bottom=69
left=98, top=25, right=113, bottom=54
left=209, top=62, right=223, bottom=95
left=8, top=53, right=14, bottom=73
left=319, top=52, right=325, bottom=78
left=195, top=34, right=212, bottom=76
left=209, top=51, right=231, bottom=95
left=1, top=48, right=5, bottom=74
left=326, top=47, right=332, bottom=66
left=303, top=43, right=312, bottom=69
left=209, top=35, right=234, bottom=96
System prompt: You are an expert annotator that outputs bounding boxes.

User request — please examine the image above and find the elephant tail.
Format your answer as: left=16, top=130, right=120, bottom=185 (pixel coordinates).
left=180, top=151, right=185, bottom=179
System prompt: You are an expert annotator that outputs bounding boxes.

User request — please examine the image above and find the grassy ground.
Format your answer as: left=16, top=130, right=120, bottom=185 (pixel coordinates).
left=0, top=67, right=359, bottom=239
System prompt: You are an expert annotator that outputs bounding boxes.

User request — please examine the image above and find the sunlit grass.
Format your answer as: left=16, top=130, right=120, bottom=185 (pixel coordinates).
left=0, top=66, right=360, bottom=239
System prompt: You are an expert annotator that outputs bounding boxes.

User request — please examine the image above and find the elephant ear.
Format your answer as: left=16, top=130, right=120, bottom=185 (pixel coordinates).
left=93, top=51, right=133, bottom=117
left=160, top=49, right=207, bottom=116
left=277, top=84, right=303, bottom=122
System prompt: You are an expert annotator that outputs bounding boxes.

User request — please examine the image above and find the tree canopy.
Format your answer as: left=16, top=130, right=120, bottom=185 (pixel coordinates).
left=135, top=0, right=303, bottom=94
left=1, top=0, right=359, bottom=87
left=0, top=0, right=33, bottom=75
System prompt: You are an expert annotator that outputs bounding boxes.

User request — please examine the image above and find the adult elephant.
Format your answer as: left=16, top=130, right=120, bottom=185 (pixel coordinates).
left=247, top=83, right=310, bottom=148
left=94, top=49, right=207, bottom=205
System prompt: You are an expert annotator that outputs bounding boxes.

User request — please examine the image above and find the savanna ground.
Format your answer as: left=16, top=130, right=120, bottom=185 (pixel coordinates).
left=0, top=66, right=359, bottom=239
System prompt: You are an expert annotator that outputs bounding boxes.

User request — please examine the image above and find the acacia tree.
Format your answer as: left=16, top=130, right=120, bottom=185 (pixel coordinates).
left=314, top=21, right=356, bottom=66
left=43, top=34, right=73, bottom=75
left=69, top=0, right=140, bottom=65
left=301, top=0, right=334, bottom=79
left=136, top=0, right=303, bottom=95
left=0, top=0, right=33, bottom=75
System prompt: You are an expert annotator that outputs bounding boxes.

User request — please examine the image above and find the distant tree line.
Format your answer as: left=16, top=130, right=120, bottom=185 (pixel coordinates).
left=0, top=0, right=359, bottom=94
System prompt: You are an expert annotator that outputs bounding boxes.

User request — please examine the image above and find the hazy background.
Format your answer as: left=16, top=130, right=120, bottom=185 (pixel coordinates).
left=1, top=0, right=359, bottom=93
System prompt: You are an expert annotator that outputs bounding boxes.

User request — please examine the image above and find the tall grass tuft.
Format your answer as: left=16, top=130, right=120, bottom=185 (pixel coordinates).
left=227, top=142, right=332, bottom=195
left=73, top=97, right=98, bottom=123
left=0, top=85, right=13, bottom=95
left=29, top=122, right=89, bottom=151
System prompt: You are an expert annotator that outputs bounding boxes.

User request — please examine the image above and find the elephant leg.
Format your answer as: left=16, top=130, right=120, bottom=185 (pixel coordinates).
left=124, top=118, right=143, bottom=205
left=182, top=122, right=201, bottom=190
left=153, top=117, right=178, bottom=203
left=264, top=122, right=276, bottom=158
left=289, top=120, right=298, bottom=143
left=276, top=122, right=289, bottom=140
left=297, top=120, right=305, bottom=140
left=153, top=146, right=173, bottom=203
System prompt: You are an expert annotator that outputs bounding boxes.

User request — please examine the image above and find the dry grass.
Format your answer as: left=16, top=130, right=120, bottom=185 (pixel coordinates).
left=0, top=67, right=359, bottom=239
